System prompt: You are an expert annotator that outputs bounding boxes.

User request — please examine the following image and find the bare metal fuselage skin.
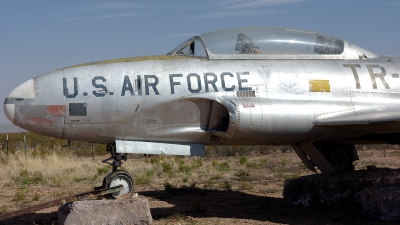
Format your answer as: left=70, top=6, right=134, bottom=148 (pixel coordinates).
left=6, top=55, right=400, bottom=145
left=5, top=27, right=400, bottom=173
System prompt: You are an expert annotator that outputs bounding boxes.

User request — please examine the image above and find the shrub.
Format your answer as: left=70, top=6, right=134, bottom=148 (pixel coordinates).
left=240, top=182, right=253, bottom=190
left=0, top=205, right=9, bottom=213
left=135, top=169, right=154, bottom=185
left=245, top=162, right=257, bottom=169
left=12, top=190, right=26, bottom=202
left=97, top=166, right=110, bottom=175
left=234, top=169, right=249, bottom=177
left=162, top=162, right=173, bottom=173
left=218, top=161, right=230, bottom=172
left=192, top=159, right=203, bottom=168
left=32, top=193, right=41, bottom=201
left=219, top=180, right=232, bottom=190
left=178, top=162, right=192, bottom=174
left=239, top=156, right=248, bottom=165
left=135, top=174, right=152, bottom=185
left=164, top=182, right=177, bottom=192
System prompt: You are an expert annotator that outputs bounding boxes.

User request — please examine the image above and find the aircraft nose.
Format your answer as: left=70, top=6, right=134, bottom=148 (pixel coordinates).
left=3, top=79, right=35, bottom=124
left=3, top=101, right=15, bottom=123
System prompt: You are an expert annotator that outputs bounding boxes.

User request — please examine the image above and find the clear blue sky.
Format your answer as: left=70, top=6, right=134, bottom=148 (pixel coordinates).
left=1, top=0, right=400, bottom=123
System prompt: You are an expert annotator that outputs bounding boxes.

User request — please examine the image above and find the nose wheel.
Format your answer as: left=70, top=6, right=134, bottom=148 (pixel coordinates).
left=102, top=170, right=134, bottom=199
left=101, top=142, right=134, bottom=199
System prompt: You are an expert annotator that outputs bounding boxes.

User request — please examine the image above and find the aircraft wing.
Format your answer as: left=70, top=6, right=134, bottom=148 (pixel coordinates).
left=315, top=91, right=400, bottom=125
left=314, top=110, right=400, bottom=126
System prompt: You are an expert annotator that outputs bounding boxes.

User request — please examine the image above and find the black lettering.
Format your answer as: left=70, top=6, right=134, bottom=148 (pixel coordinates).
left=136, top=75, right=142, bottom=96
left=92, top=76, right=107, bottom=97
left=366, top=65, right=390, bottom=89
left=63, top=77, right=78, bottom=98
left=169, top=74, right=182, bottom=94
left=221, top=72, right=235, bottom=91
left=204, top=73, right=218, bottom=92
left=237, top=72, right=252, bottom=91
left=187, top=73, right=202, bottom=93
left=121, top=76, right=134, bottom=96
left=343, top=64, right=361, bottom=89
left=144, top=75, right=159, bottom=95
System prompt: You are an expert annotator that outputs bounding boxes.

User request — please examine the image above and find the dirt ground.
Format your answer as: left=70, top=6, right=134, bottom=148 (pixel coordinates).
left=0, top=147, right=399, bottom=225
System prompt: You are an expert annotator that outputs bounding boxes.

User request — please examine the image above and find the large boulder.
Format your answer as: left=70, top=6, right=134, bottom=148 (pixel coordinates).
left=356, top=184, right=400, bottom=221
left=283, top=168, right=400, bottom=206
left=58, top=198, right=152, bottom=225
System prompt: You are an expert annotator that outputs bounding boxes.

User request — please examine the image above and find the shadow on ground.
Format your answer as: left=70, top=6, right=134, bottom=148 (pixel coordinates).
left=0, top=211, right=58, bottom=225
left=0, top=187, right=391, bottom=225
left=140, top=186, right=385, bottom=225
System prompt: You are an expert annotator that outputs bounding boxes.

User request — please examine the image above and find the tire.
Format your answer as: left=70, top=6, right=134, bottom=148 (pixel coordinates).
left=102, top=170, right=134, bottom=199
left=326, top=145, right=354, bottom=173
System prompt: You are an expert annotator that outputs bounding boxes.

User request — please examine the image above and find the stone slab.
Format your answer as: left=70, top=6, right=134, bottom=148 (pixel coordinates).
left=58, top=198, right=152, bottom=225
left=283, top=168, right=400, bottom=206
left=356, top=184, right=400, bottom=221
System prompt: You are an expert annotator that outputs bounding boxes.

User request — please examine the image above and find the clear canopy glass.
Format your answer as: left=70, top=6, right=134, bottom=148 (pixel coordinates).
left=201, top=27, right=344, bottom=55
left=168, top=27, right=349, bottom=58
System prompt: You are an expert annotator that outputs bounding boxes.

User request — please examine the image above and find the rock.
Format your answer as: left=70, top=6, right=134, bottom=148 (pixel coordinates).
left=58, top=198, right=152, bottom=225
left=283, top=168, right=400, bottom=206
left=356, top=184, right=400, bottom=221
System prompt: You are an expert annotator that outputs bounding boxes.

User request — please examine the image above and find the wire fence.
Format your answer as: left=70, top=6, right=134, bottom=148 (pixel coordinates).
left=0, top=132, right=296, bottom=159
left=0, top=133, right=108, bottom=158
left=1, top=132, right=392, bottom=159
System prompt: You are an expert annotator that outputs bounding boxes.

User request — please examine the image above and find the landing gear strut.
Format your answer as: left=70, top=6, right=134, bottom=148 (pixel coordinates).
left=101, top=142, right=134, bottom=199
left=322, top=144, right=356, bottom=173
left=293, top=142, right=358, bottom=174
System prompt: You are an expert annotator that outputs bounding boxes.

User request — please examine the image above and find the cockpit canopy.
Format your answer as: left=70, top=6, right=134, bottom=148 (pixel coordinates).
left=167, top=27, right=377, bottom=60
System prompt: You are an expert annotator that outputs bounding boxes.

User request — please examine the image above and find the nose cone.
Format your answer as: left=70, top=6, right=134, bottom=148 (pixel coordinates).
left=3, top=102, right=15, bottom=123
left=3, top=79, right=35, bottom=124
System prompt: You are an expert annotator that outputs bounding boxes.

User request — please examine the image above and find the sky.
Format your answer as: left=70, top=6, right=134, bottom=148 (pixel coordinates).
left=1, top=0, right=400, bottom=124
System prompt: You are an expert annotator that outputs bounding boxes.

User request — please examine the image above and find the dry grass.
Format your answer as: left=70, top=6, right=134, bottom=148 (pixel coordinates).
left=0, top=139, right=399, bottom=224
left=0, top=149, right=310, bottom=209
left=0, top=151, right=102, bottom=187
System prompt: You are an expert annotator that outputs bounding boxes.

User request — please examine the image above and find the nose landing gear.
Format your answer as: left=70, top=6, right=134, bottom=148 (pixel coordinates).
left=101, top=142, right=134, bottom=199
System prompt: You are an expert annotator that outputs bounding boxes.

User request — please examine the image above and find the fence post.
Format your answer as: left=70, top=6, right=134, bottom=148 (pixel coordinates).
left=51, top=138, right=54, bottom=152
left=6, top=134, right=8, bottom=157
left=24, top=134, right=27, bottom=159
left=92, top=143, right=94, bottom=159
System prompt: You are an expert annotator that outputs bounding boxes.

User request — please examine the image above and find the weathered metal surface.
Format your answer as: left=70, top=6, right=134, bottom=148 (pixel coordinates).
left=4, top=26, right=400, bottom=173
left=0, top=185, right=123, bottom=221
left=116, top=140, right=205, bottom=156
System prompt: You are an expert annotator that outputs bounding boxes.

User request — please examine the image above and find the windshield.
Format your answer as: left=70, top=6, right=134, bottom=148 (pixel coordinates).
left=167, top=36, right=208, bottom=58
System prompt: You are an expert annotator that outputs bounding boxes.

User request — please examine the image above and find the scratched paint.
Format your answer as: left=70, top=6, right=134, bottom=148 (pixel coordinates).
left=46, top=105, right=66, bottom=116
left=27, top=118, right=52, bottom=127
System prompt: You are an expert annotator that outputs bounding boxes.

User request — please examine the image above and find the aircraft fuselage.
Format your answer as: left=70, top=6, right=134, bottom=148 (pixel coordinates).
left=6, top=55, right=400, bottom=146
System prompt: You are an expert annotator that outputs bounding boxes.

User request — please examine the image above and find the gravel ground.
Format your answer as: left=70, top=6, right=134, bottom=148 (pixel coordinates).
left=0, top=147, right=398, bottom=225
